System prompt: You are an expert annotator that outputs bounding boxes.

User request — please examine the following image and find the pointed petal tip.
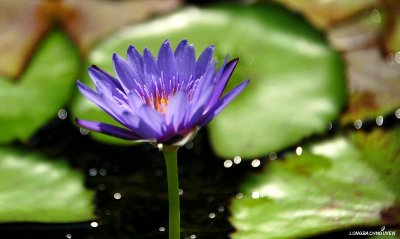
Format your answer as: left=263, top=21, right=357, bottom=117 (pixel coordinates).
left=112, top=52, right=122, bottom=61
left=76, top=80, right=87, bottom=89
left=143, top=47, right=151, bottom=55
left=88, top=65, right=101, bottom=74
left=75, top=118, right=144, bottom=140
left=127, top=45, right=135, bottom=54
left=163, top=39, right=171, bottom=46
left=230, top=58, right=239, bottom=64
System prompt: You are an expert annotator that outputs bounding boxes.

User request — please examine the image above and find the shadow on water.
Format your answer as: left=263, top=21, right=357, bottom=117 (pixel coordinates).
left=1, top=106, right=400, bottom=238
left=1, top=108, right=253, bottom=239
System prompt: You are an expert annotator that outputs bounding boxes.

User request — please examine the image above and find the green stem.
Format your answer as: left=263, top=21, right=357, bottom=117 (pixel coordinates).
left=163, top=147, right=180, bottom=239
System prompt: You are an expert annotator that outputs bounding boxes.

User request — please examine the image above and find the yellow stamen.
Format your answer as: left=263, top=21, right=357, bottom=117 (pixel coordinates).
left=154, top=96, right=169, bottom=113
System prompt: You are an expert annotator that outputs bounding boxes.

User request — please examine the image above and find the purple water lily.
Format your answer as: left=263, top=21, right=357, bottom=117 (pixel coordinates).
left=76, top=39, right=249, bottom=146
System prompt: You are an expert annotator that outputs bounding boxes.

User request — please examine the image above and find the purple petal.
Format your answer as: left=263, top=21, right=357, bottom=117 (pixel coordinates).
left=76, top=119, right=142, bottom=140
left=190, top=61, right=216, bottom=104
left=88, top=65, right=122, bottom=90
left=205, top=58, right=239, bottom=112
left=143, top=48, right=160, bottom=92
left=166, top=91, right=190, bottom=132
left=111, top=87, right=128, bottom=106
left=174, top=39, right=188, bottom=58
left=157, top=40, right=177, bottom=94
left=196, top=45, right=215, bottom=79
left=137, top=105, right=165, bottom=137
left=126, top=45, right=145, bottom=83
left=77, top=81, right=131, bottom=128
left=113, top=53, right=142, bottom=94
left=200, top=80, right=249, bottom=126
left=189, top=86, right=213, bottom=120
left=77, top=81, right=115, bottom=117
left=176, top=44, right=196, bottom=88
left=119, top=110, right=160, bottom=140
left=126, top=92, right=145, bottom=110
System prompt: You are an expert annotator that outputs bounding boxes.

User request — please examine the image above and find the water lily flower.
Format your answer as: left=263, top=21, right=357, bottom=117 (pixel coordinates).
left=76, top=39, right=249, bottom=146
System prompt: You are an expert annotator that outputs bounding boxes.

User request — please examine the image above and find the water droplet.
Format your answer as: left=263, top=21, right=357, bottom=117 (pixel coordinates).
left=235, top=193, right=243, bottom=199
left=179, top=188, right=184, bottom=196
left=296, top=147, right=302, bottom=156
left=386, top=53, right=395, bottom=65
left=79, top=127, right=89, bottom=135
left=233, top=156, right=241, bottom=164
left=65, top=234, right=72, bottom=239
left=88, top=168, right=97, bottom=176
left=395, top=109, right=400, bottom=119
left=354, top=119, right=362, bottom=129
left=251, top=191, right=260, bottom=199
left=218, top=206, right=225, bottom=213
left=395, top=51, right=400, bottom=64
left=251, top=159, right=261, bottom=168
left=99, top=168, right=107, bottom=176
left=328, top=122, right=333, bottom=131
left=90, top=222, right=98, bottom=228
left=224, top=160, right=233, bottom=168
left=113, top=193, right=122, bottom=200
left=269, top=152, right=277, bottom=160
left=58, top=109, right=68, bottom=120
left=184, top=141, right=194, bottom=149
left=190, top=234, right=197, bottom=239
left=209, top=212, right=216, bottom=219
left=376, top=116, right=384, bottom=126
left=159, top=226, right=166, bottom=232
left=370, top=9, right=381, bottom=23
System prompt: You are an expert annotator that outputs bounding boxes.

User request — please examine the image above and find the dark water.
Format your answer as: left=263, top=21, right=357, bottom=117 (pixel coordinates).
left=0, top=109, right=255, bottom=239
left=1, top=108, right=399, bottom=239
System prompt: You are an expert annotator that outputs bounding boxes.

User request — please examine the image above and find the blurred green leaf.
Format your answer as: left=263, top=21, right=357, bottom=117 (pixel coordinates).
left=72, top=4, right=346, bottom=157
left=0, top=147, right=95, bottom=223
left=0, top=31, right=79, bottom=143
left=230, top=129, right=400, bottom=239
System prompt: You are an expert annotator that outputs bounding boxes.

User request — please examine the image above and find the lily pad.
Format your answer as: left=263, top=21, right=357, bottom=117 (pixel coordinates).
left=0, top=147, right=95, bottom=223
left=340, top=47, right=400, bottom=124
left=72, top=4, right=346, bottom=157
left=0, top=0, right=181, bottom=79
left=273, top=0, right=379, bottom=29
left=0, top=31, right=79, bottom=143
left=230, top=129, right=400, bottom=239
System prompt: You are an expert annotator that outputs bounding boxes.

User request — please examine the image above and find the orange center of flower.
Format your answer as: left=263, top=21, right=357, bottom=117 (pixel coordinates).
left=154, top=95, right=169, bottom=114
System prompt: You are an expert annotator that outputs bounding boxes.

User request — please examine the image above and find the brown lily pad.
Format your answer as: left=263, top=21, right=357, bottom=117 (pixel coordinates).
left=0, top=0, right=50, bottom=79
left=328, top=10, right=382, bottom=51
left=0, top=0, right=182, bottom=79
left=341, top=47, right=400, bottom=124
left=274, top=0, right=379, bottom=29
left=62, top=0, right=182, bottom=55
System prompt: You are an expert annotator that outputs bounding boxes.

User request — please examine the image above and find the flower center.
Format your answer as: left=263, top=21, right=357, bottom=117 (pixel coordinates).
left=154, top=95, right=169, bottom=113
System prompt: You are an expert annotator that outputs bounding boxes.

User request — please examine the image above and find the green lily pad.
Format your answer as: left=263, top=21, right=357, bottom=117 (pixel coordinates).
left=0, top=147, right=95, bottom=223
left=0, top=30, right=79, bottom=143
left=72, top=4, right=346, bottom=156
left=230, top=128, right=400, bottom=239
